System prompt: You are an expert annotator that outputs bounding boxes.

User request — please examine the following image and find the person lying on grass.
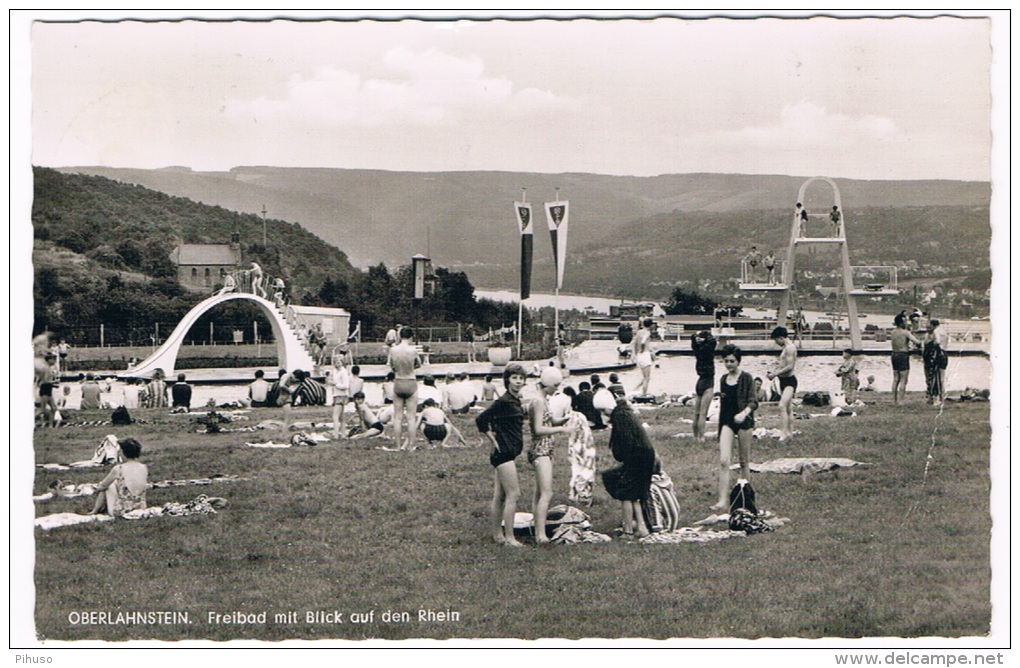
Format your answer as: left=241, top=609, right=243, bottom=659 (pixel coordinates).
left=476, top=363, right=528, bottom=547
left=414, top=398, right=468, bottom=448
left=88, top=437, right=148, bottom=517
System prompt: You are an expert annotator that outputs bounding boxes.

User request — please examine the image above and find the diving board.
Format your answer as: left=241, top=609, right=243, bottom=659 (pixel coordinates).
left=848, top=266, right=900, bottom=296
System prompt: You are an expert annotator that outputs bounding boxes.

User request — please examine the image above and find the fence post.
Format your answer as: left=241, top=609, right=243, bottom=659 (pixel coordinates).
left=100, top=323, right=104, bottom=348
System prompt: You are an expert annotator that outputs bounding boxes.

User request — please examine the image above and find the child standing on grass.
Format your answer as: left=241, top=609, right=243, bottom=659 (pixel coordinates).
left=476, top=363, right=528, bottom=547
left=713, top=344, right=758, bottom=512
left=327, top=357, right=351, bottom=440
left=528, top=366, right=574, bottom=544
left=835, top=348, right=860, bottom=405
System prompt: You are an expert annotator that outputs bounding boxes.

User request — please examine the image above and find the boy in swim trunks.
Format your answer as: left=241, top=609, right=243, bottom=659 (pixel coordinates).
left=763, top=251, right=777, bottom=285
left=349, top=392, right=390, bottom=440
left=743, top=246, right=762, bottom=283
left=830, top=205, right=842, bottom=236
left=890, top=313, right=921, bottom=405
left=415, top=398, right=467, bottom=448
left=631, top=318, right=656, bottom=396
left=766, top=326, right=798, bottom=441
left=387, top=327, right=422, bottom=451
left=476, top=363, right=528, bottom=547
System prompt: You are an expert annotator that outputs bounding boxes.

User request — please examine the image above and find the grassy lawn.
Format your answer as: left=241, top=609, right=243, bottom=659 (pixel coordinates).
left=30, top=395, right=992, bottom=641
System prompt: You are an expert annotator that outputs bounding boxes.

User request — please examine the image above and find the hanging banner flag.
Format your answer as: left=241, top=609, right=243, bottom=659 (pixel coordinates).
left=545, top=200, right=569, bottom=290
left=515, top=202, right=534, bottom=300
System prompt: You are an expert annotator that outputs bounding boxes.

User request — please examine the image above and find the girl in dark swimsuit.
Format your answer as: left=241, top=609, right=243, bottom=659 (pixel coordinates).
left=713, top=344, right=758, bottom=511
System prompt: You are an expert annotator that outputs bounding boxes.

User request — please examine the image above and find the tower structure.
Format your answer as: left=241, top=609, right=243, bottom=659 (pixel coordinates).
left=739, top=177, right=898, bottom=349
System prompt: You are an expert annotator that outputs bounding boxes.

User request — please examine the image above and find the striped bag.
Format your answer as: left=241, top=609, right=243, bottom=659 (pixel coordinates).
left=643, top=470, right=681, bottom=532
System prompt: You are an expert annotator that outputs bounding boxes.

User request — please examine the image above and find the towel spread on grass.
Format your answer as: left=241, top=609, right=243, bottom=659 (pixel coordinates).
left=504, top=506, right=611, bottom=544
left=36, top=435, right=123, bottom=471
left=566, top=411, right=596, bottom=507
left=34, top=513, right=115, bottom=530
left=693, top=509, right=789, bottom=525
left=730, top=458, right=872, bottom=474
left=33, top=482, right=99, bottom=501
left=59, top=419, right=152, bottom=427
left=37, top=434, right=123, bottom=471
left=35, top=495, right=226, bottom=529
left=122, top=494, right=227, bottom=519
left=206, top=427, right=263, bottom=433
left=245, top=432, right=330, bottom=448
left=644, top=513, right=791, bottom=543
left=752, top=428, right=802, bottom=439
left=550, top=525, right=613, bottom=544
left=216, top=419, right=333, bottom=435
left=149, top=474, right=247, bottom=488
left=34, top=474, right=247, bottom=503
left=637, top=527, right=748, bottom=544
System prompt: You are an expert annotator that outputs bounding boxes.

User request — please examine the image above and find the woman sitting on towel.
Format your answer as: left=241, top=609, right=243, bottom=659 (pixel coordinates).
left=88, top=438, right=148, bottom=517
left=600, top=386, right=656, bottom=539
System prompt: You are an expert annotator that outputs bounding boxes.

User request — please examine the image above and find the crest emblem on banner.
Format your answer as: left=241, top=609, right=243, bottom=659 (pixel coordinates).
left=515, top=202, right=534, bottom=300
left=545, top=200, right=570, bottom=290
left=516, top=203, right=533, bottom=234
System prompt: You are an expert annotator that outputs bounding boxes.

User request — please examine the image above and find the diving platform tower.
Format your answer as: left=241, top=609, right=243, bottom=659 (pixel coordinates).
left=739, top=177, right=900, bottom=350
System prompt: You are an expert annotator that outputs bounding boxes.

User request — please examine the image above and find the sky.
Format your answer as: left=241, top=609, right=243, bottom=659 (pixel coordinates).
left=22, top=10, right=1002, bottom=182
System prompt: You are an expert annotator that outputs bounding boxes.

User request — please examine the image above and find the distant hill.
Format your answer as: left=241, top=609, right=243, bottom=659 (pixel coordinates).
left=34, top=167, right=359, bottom=295
left=56, top=166, right=991, bottom=296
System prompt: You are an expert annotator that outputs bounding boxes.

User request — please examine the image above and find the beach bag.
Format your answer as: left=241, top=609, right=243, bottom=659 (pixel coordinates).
left=802, top=391, right=830, bottom=407
left=728, top=480, right=773, bottom=534
left=643, top=472, right=681, bottom=532
left=728, top=479, right=758, bottom=516
left=111, top=406, right=133, bottom=425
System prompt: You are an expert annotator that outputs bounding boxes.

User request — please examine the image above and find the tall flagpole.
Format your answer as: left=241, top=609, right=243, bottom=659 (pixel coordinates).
left=553, top=188, right=561, bottom=367
left=517, top=188, right=526, bottom=359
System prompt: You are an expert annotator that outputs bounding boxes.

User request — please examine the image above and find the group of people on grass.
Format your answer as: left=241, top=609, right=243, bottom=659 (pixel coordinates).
left=891, top=310, right=949, bottom=406
left=37, top=304, right=957, bottom=525
left=478, top=325, right=803, bottom=546
left=688, top=327, right=798, bottom=512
